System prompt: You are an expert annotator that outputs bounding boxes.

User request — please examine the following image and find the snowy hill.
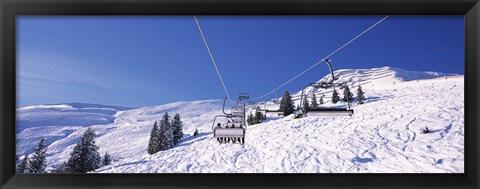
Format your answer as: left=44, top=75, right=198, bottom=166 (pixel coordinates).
left=17, top=103, right=133, bottom=131
left=16, top=66, right=464, bottom=173
left=291, top=66, right=457, bottom=103
left=16, top=100, right=231, bottom=169
left=16, top=103, right=134, bottom=156
left=313, top=66, right=454, bottom=87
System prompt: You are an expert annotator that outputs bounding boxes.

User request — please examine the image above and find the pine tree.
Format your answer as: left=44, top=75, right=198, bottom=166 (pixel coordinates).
left=311, top=93, right=319, bottom=109
left=279, top=90, right=295, bottom=116
left=421, top=126, right=430, bottom=134
left=28, top=137, right=47, bottom=173
left=319, top=95, right=324, bottom=105
left=172, top=113, right=184, bottom=145
left=193, top=128, right=199, bottom=136
left=158, top=120, right=168, bottom=151
left=254, top=112, right=265, bottom=124
left=66, top=128, right=101, bottom=173
left=343, top=86, right=353, bottom=103
left=332, top=89, right=340, bottom=104
left=103, top=153, right=111, bottom=166
left=357, top=85, right=366, bottom=104
left=161, top=112, right=174, bottom=149
left=302, top=94, right=310, bottom=111
left=17, top=154, right=29, bottom=173
left=147, top=121, right=161, bottom=155
left=247, top=112, right=254, bottom=125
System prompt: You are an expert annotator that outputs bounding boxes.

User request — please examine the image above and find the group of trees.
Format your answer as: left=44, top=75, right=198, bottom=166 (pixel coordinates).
left=330, top=86, right=362, bottom=104
left=18, top=128, right=113, bottom=173
left=147, top=112, right=184, bottom=155
left=308, top=85, right=366, bottom=107
left=247, top=112, right=266, bottom=125
left=17, top=138, right=47, bottom=173
left=278, top=85, right=366, bottom=116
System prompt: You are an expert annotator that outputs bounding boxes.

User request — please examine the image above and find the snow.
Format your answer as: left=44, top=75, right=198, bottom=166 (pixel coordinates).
left=291, top=66, right=457, bottom=104
left=16, top=103, right=133, bottom=132
left=16, top=66, right=464, bottom=173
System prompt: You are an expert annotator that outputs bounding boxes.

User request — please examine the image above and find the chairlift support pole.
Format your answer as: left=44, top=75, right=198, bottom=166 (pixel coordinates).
left=324, top=59, right=336, bottom=84
left=222, top=97, right=230, bottom=116
left=296, top=59, right=354, bottom=118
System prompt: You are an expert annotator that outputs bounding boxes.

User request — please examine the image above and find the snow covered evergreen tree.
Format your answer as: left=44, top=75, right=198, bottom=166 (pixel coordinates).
left=28, top=137, right=47, bottom=173
left=147, top=121, right=161, bottom=154
left=66, top=128, right=101, bottom=173
left=357, top=85, right=366, bottom=104
left=172, top=113, right=184, bottom=145
left=302, top=94, right=310, bottom=111
left=279, top=90, right=295, bottom=116
left=247, top=112, right=254, bottom=125
left=254, top=112, right=265, bottom=124
left=193, top=128, right=199, bottom=136
left=158, top=119, right=168, bottom=151
left=103, top=152, right=112, bottom=166
left=17, top=154, right=29, bottom=173
left=161, top=112, right=174, bottom=149
left=343, top=86, right=353, bottom=103
left=421, top=126, right=430, bottom=134
left=332, top=89, right=340, bottom=104
left=311, top=93, right=319, bottom=109
left=319, top=95, right=324, bottom=105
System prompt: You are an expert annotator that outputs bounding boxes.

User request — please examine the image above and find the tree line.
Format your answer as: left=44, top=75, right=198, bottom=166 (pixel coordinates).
left=17, top=112, right=186, bottom=173
left=279, top=85, right=366, bottom=116
left=17, top=128, right=113, bottom=173
left=147, top=112, right=184, bottom=155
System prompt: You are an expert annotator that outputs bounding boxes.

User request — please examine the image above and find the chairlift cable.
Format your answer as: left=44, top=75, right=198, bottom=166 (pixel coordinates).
left=194, top=16, right=231, bottom=100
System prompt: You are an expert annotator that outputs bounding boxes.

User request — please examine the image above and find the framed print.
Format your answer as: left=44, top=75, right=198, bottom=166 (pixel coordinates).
left=1, top=0, right=479, bottom=188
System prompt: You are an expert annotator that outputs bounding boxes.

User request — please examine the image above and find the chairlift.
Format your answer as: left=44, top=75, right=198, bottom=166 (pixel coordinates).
left=296, top=84, right=354, bottom=118
left=255, top=92, right=283, bottom=117
left=271, top=90, right=281, bottom=104
left=212, top=95, right=248, bottom=144
left=295, top=59, right=354, bottom=118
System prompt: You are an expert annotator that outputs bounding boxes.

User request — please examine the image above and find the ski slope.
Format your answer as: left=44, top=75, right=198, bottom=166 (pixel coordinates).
left=16, top=66, right=464, bottom=173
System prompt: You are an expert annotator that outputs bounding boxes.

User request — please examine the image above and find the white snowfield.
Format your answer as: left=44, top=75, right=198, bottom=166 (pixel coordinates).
left=16, top=66, right=464, bottom=173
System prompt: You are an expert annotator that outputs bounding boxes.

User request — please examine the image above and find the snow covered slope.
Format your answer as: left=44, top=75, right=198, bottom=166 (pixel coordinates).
left=16, top=67, right=464, bottom=173
left=313, top=66, right=454, bottom=87
left=16, top=100, right=233, bottom=170
left=17, top=103, right=133, bottom=131
left=291, top=66, right=457, bottom=103
left=16, top=103, right=134, bottom=156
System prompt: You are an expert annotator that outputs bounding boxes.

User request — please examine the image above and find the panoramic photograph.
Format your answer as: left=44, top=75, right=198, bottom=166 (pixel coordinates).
left=16, top=16, right=464, bottom=173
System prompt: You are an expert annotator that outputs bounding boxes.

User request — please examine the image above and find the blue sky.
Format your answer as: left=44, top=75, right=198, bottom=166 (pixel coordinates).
left=17, top=16, right=464, bottom=107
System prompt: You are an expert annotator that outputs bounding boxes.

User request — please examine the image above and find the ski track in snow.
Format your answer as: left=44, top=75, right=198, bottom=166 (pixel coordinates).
left=16, top=67, right=464, bottom=173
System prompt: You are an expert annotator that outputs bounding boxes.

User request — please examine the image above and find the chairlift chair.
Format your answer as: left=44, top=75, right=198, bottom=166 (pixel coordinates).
left=257, top=90, right=283, bottom=117
left=212, top=96, right=248, bottom=144
left=305, top=107, right=354, bottom=117
left=265, top=110, right=284, bottom=117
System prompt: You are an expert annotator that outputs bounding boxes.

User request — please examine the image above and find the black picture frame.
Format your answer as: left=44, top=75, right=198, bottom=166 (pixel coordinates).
left=1, top=0, right=478, bottom=188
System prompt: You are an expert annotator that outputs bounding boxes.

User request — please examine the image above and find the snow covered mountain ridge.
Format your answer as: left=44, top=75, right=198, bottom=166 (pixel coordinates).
left=317, top=66, right=456, bottom=85
left=288, top=66, right=458, bottom=103
left=16, top=66, right=464, bottom=173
